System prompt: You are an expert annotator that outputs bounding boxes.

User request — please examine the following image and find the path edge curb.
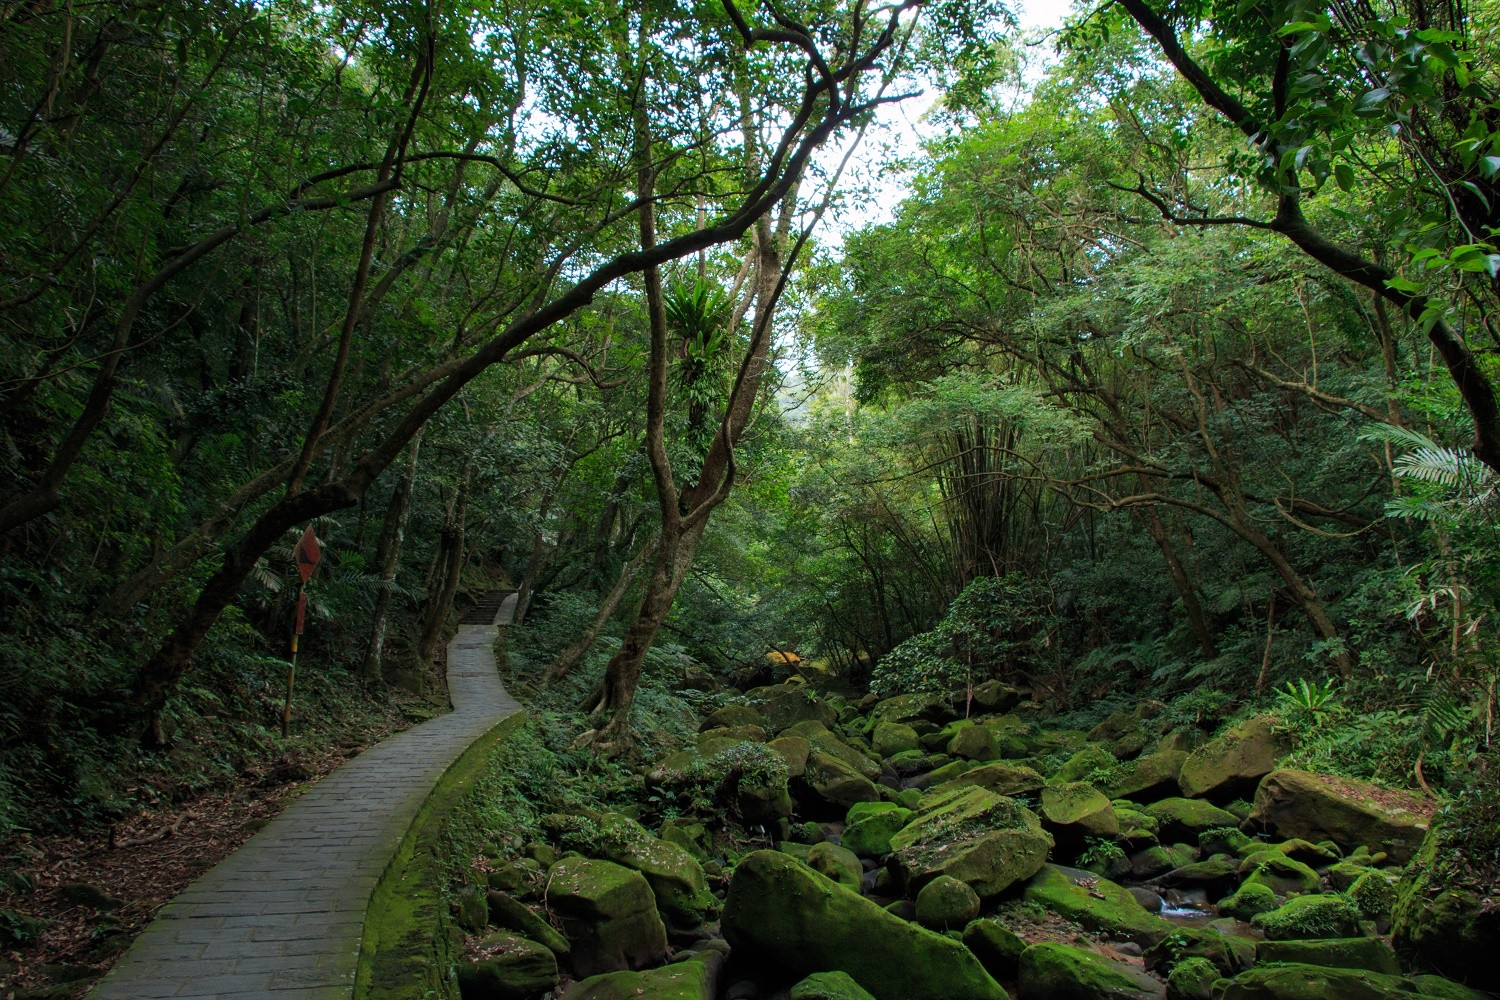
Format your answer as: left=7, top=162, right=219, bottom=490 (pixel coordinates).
left=353, top=709, right=527, bottom=1000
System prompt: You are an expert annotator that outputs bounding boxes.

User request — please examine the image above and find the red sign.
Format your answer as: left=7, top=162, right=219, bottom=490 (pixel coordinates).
left=294, top=525, right=321, bottom=584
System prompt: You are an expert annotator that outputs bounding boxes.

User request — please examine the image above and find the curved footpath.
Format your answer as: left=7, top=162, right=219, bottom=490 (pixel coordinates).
left=89, top=594, right=522, bottom=1000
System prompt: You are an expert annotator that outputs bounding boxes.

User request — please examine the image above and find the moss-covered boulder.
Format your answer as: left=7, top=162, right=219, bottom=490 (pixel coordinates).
left=1249, top=770, right=1433, bottom=863
left=1153, top=856, right=1242, bottom=900
left=790, top=971, right=878, bottom=1000
left=583, top=813, right=717, bottom=929
left=1017, top=942, right=1167, bottom=999
left=971, top=680, right=1024, bottom=713
left=890, top=786, right=1053, bottom=898
left=1048, top=746, right=1119, bottom=785
left=1143, top=798, right=1240, bottom=844
left=1219, top=882, right=1279, bottom=920
left=1167, top=956, right=1220, bottom=1000
left=809, top=729, right=883, bottom=779
left=769, top=735, right=812, bottom=778
left=869, top=693, right=954, bottom=728
left=872, top=722, right=921, bottom=758
left=457, top=930, right=559, bottom=1000
left=545, top=857, right=668, bottom=977
left=1144, top=926, right=1252, bottom=976
left=1024, top=865, right=1175, bottom=946
left=1251, top=893, right=1362, bottom=940
left=841, top=802, right=914, bottom=858
left=1178, top=717, right=1287, bottom=800
left=1410, top=974, right=1492, bottom=999
left=949, top=725, right=999, bottom=761
left=1218, top=965, right=1422, bottom=1000
left=963, top=918, right=1027, bottom=981
left=562, top=955, right=718, bottom=1000
left=702, top=703, right=768, bottom=731
left=486, top=891, right=570, bottom=957
left=1348, top=869, right=1398, bottom=923
left=721, top=850, right=1005, bottom=999
left=746, top=684, right=839, bottom=731
left=1040, top=782, right=1120, bottom=848
left=1391, top=824, right=1500, bottom=992
left=698, top=723, right=769, bottom=744
left=915, top=874, right=981, bottom=930
left=802, top=749, right=881, bottom=814
left=807, top=841, right=863, bottom=892
left=1106, top=750, right=1189, bottom=801
left=926, top=761, right=1044, bottom=799
left=1257, top=937, right=1402, bottom=975
left=1130, top=843, right=1199, bottom=881
left=1240, top=853, right=1321, bottom=897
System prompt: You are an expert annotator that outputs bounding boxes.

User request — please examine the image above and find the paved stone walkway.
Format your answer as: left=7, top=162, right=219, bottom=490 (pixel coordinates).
left=90, top=594, right=522, bottom=1000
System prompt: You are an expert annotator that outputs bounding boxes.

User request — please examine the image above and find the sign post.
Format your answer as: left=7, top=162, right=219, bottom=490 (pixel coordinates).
left=283, top=525, right=322, bottom=738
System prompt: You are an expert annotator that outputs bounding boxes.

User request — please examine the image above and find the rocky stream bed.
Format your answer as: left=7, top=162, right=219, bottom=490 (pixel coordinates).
left=447, top=680, right=1498, bottom=1000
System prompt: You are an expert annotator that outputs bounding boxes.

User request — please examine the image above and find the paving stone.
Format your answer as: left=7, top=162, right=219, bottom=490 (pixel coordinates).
left=88, top=595, right=519, bottom=1000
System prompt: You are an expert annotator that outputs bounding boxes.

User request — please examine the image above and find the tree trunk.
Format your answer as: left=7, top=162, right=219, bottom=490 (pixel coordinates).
left=1140, top=503, right=1218, bottom=658
left=417, top=472, right=469, bottom=667
left=543, top=535, right=657, bottom=686
left=360, top=432, right=422, bottom=686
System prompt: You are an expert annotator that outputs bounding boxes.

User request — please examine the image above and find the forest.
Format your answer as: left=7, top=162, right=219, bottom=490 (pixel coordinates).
left=0, top=0, right=1498, bottom=997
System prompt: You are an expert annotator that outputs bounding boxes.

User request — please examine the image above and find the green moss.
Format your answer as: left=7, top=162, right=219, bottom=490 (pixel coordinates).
left=1168, top=956, right=1221, bottom=1000
left=1018, top=941, right=1166, bottom=999
left=722, top=850, right=1005, bottom=999
left=1023, top=865, right=1174, bottom=946
left=1348, top=870, right=1397, bottom=922
left=790, top=970, right=878, bottom=1000
left=355, top=712, right=527, bottom=1000
left=1251, top=894, right=1362, bottom=940
left=1219, top=882, right=1279, bottom=920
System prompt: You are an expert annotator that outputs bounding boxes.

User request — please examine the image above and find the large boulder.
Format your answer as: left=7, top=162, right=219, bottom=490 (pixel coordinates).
left=807, top=841, right=863, bottom=891
left=948, top=725, right=999, bottom=762
left=790, top=971, right=878, bottom=1000
left=872, top=722, right=920, bottom=758
left=808, top=729, right=883, bottom=779
left=1391, top=824, right=1500, bottom=992
left=562, top=955, right=720, bottom=1000
left=971, top=680, right=1024, bottom=713
left=769, top=735, right=812, bottom=778
left=1048, top=746, right=1118, bottom=785
left=722, top=850, right=1005, bottom=1000
left=1017, top=942, right=1166, bottom=999
left=702, top=704, right=768, bottom=731
left=926, top=761, right=1044, bottom=799
left=914, top=875, right=981, bottom=930
left=1023, top=865, right=1175, bottom=946
left=582, top=813, right=717, bottom=929
left=802, top=749, right=881, bottom=814
left=746, top=684, right=839, bottom=731
left=1178, top=717, right=1287, bottom=799
left=1218, top=965, right=1424, bottom=1000
left=1143, top=798, right=1240, bottom=844
left=890, top=786, right=1052, bottom=898
left=457, top=931, right=559, bottom=1000
left=1240, top=854, right=1321, bottom=897
left=1040, top=783, right=1119, bottom=848
left=545, top=858, right=668, bottom=977
left=963, top=919, right=1027, bottom=981
left=841, top=802, right=914, bottom=858
left=868, top=692, right=955, bottom=728
left=1251, top=893, right=1362, bottom=940
left=1257, top=938, right=1402, bottom=975
left=1249, top=770, right=1433, bottom=863
left=1106, top=749, right=1188, bottom=801
left=486, top=891, right=570, bottom=956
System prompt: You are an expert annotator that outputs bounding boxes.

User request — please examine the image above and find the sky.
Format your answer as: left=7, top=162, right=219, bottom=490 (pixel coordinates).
left=817, top=0, right=1077, bottom=236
